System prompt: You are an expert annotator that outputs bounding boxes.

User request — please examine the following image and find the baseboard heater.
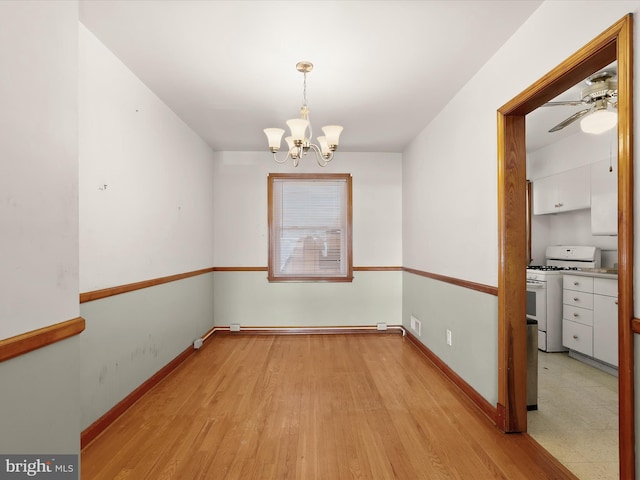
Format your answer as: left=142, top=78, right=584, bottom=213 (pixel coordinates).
left=193, top=324, right=406, bottom=349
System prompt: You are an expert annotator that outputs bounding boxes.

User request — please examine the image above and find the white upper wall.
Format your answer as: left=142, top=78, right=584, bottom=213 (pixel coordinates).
left=79, top=24, right=216, bottom=292
left=0, top=1, right=79, bottom=339
left=403, top=0, right=639, bottom=287
left=528, top=123, right=618, bottom=264
left=528, top=129, right=617, bottom=180
left=213, top=151, right=402, bottom=267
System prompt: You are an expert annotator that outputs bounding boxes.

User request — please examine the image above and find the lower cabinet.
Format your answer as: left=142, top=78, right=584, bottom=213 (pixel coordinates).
left=562, top=275, right=618, bottom=367
left=593, top=279, right=618, bottom=366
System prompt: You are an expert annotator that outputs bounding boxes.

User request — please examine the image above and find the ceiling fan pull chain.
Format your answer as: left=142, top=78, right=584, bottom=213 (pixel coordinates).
left=609, top=138, right=613, bottom=172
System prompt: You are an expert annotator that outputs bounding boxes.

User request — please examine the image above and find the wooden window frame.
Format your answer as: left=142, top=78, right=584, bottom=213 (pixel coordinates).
left=267, top=173, right=353, bottom=282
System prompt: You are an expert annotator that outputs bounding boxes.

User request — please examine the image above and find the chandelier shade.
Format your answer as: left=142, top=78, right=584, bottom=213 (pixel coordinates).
left=264, top=128, right=285, bottom=149
left=286, top=118, right=310, bottom=144
left=285, top=136, right=296, bottom=152
left=264, top=61, right=343, bottom=167
left=321, top=125, right=344, bottom=147
left=317, top=136, right=330, bottom=156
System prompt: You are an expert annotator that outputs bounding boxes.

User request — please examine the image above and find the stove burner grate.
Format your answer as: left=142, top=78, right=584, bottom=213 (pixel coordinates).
left=527, top=265, right=579, bottom=271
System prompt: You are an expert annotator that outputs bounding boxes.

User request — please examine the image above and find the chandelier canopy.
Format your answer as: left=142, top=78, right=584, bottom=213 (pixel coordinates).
left=264, top=61, right=343, bottom=167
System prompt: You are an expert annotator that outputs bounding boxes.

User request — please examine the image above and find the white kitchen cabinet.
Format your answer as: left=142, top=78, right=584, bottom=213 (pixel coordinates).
left=562, top=274, right=594, bottom=357
left=593, top=278, right=618, bottom=366
left=591, top=158, right=618, bottom=236
left=533, top=165, right=591, bottom=215
left=532, top=175, right=559, bottom=214
left=562, top=274, right=618, bottom=367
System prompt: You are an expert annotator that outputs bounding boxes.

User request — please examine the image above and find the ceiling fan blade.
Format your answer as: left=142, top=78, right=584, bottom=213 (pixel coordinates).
left=548, top=108, right=591, bottom=132
left=542, top=100, right=587, bottom=107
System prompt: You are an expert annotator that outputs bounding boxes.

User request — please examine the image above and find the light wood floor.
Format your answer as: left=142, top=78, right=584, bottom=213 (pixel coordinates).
left=82, top=334, right=577, bottom=479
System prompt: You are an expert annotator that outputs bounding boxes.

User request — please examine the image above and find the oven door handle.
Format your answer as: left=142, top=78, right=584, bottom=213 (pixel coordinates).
left=526, top=281, right=545, bottom=289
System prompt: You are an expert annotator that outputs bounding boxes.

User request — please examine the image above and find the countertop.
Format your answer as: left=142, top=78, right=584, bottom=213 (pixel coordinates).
left=565, top=269, right=618, bottom=280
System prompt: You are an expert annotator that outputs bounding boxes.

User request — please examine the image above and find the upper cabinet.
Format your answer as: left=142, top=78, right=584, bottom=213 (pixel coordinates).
left=590, top=158, right=618, bottom=236
left=532, top=165, right=591, bottom=215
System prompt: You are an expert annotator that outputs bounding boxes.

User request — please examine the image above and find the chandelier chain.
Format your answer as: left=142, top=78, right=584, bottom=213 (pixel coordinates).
left=303, top=71, right=308, bottom=107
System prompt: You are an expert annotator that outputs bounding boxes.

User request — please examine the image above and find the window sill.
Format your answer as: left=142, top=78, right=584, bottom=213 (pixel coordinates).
left=267, top=275, right=354, bottom=283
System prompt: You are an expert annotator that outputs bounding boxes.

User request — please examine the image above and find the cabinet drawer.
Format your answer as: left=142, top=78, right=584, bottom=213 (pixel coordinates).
left=563, top=304, right=593, bottom=326
left=563, top=290, right=594, bottom=309
left=594, top=277, right=617, bottom=297
left=563, top=320, right=593, bottom=356
left=563, top=275, right=593, bottom=293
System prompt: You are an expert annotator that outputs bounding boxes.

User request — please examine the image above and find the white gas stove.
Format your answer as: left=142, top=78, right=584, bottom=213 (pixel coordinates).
left=527, top=246, right=601, bottom=352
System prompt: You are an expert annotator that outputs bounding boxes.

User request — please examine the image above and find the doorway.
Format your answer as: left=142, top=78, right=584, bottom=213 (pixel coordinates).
left=496, top=14, right=633, bottom=479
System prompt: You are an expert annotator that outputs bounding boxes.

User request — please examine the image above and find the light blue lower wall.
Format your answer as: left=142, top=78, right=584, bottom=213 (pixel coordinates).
left=79, top=270, right=399, bottom=430
left=213, top=270, right=402, bottom=327
left=79, top=272, right=214, bottom=429
left=402, top=271, right=498, bottom=406
left=636, top=335, right=640, bottom=477
left=0, top=336, right=80, bottom=457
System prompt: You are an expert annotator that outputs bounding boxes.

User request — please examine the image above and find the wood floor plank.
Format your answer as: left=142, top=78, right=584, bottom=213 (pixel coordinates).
left=82, top=334, right=577, bottom=479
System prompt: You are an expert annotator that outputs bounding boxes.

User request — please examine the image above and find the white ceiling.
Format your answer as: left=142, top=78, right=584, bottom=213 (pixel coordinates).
left=526, top=62, right=617, bottom=153
left=526, top=91, right=584, bottom=154
left=79, top=0, right=545, bottom=153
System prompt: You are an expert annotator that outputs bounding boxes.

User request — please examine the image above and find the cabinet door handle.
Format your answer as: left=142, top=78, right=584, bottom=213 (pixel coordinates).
left=615, top=300, right=618, bottom=305
left=574, top=297, right=579, bottom=302
left=573, top=281, right=579, bottom=286
left=555, top=203, right=564, bottom=208
left=573, top=313, right=579, bottom=317
left=573, top=335, right=579, bottom=339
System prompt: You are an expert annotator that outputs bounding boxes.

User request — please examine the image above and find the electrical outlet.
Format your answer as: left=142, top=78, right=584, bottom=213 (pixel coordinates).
left=410, top=315, right=421, bottom=336
left=377, top=323, right=388, bottom=331
left=446, top=329, right=452, bottom=346
left=230, top=324, right=241, bottom=332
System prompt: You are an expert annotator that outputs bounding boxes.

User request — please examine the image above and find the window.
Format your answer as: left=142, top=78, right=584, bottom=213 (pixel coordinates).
left=268, top=173, right=353, bottom=282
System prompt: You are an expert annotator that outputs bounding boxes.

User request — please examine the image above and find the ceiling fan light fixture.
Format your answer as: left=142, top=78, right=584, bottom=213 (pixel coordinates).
left=544, top=70, right=618, bottom=134
left=580, top=109, right=617, bottom=134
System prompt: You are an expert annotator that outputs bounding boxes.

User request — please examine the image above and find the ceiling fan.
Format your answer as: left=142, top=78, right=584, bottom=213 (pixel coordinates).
left=543, top=70, right=618, bottom=133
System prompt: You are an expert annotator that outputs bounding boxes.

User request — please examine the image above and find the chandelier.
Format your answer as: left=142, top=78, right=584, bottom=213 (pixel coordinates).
left=263, top=61, right=343, bottom=167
